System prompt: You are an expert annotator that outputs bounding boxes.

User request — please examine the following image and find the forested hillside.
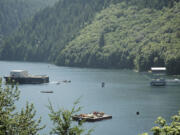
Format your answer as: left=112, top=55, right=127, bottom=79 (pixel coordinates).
left=0, top=0, right=57, bottom=37
left=0, top=0, right=179, bottom=74
left=58, top=2, right=180, bottom=74
left=0, top=0, right=118, bottom=62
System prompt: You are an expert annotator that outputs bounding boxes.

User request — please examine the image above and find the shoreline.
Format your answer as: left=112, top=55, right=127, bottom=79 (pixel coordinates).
left=0, top=60, right=180, bottom=76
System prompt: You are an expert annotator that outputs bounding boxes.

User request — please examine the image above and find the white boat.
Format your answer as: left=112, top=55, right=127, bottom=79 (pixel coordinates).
left=150, top=67, right=166, bottom=86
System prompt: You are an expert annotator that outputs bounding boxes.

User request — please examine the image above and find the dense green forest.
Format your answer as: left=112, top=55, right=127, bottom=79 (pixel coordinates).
left=0, top=0, right=180, bottom=74
left=58, top=2, right=180, bottom=74
left=0, top=0, right=57, bottom=37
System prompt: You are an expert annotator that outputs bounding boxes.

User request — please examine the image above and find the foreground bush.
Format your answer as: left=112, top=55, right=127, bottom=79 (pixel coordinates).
left=141, top=111, right=180, bottom=135
left=48, top=99, right=93, bottom=135
left=0, top=78, right=44, bottom=134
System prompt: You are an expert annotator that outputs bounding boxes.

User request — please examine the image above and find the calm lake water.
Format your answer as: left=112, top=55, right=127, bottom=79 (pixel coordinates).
left=0, top=61, right=180, bottom=135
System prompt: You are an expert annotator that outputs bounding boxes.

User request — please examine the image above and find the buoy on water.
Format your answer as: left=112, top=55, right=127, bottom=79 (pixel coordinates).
left=101, top=82, right=105, bottom=88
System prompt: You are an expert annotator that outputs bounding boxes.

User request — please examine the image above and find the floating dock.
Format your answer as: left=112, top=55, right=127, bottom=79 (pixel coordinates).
left=150, top=67, right=166, bottom=86
left=4, top=70, right=49, bottom=84
left=73, top=112, right=112, bottom=122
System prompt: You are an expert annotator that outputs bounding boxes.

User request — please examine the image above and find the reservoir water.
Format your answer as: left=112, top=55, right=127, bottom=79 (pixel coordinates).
left=0, top=61, right=180, bottom=135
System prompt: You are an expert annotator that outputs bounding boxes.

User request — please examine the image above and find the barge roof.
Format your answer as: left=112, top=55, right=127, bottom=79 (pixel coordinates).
left=151, top=67, right=166, bottom=71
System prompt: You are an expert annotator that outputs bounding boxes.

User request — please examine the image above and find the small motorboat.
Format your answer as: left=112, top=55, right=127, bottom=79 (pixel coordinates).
left=40, top=90, right=53, bottom=93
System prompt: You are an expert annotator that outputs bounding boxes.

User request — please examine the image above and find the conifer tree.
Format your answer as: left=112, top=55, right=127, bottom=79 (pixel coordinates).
left=0, top=78, right=44, bottom=135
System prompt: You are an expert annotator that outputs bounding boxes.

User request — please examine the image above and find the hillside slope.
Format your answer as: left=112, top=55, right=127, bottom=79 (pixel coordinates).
left=0, top=0, right=179, bottom=74
left=57, top=2, right=180, bottom=74
left=0, top=0, right=57, bottom=37
left=0, top=0, right=119, bottom=62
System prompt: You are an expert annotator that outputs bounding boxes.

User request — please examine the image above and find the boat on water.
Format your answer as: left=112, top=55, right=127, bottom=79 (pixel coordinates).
left=150, top=78, right=166, bottom=86
left=150, top=67, right=166, bottom=86
left=4, top=70, right=49, bottom=84
left=166, top=78, right=180, bottom=86
left=73, top=112, right=112, bottom=122
left=40, top=90, right=53, bottom=93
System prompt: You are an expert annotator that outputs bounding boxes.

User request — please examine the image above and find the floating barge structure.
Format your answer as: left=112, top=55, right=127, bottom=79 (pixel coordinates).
left=150, top=78, right=166, bottom=86
left=150, top=67, right=180, bottom=86
left=150, top=67, right=166, bottom=86
left=73, top=112, right=112, bottom=122
left=4, top=70, right=49, bottom=84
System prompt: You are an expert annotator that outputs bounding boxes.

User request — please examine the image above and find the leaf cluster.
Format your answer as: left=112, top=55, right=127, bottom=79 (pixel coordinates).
left=48, top=99, right=93, bottom=135
left=140, top=111, right=180, bottom=135
left=0, top=78, right=44, bottom=135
